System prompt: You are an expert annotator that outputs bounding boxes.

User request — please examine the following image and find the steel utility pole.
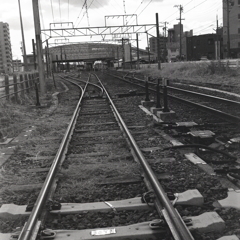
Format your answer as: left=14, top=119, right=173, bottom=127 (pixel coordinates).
left=175, top=5, right=184, bottom=60
left=216, top=15, right=219, bottom=60
left=32, top=39, right=37, bottom=70
left=226, top=0, right=230, bottom=58
left=18, top=0, right=29, bottom=71
left=136, top=33, right=140, bottom=69
left=146, top=32, right=151, bottom=63
left=32, top=0, right=46, bottom=94
left=162, top=21, right=169, bottom=38
left=161, top=21, right=168, bottom=62
left=156, top=13, right=161, bottom=70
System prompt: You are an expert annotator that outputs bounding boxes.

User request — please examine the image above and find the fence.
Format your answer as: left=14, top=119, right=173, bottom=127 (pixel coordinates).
left=0, top=72, right=39, bottom=102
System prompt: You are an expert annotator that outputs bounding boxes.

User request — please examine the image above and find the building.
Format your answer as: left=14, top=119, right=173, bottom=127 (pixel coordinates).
left=186, top=33, right=222, bottom=61
left=222, top=0, right=240, bottom=58
left=149, top=36, right=167, bottom=62
left=0, top=22, right=12, bottom=74
left=12, top=59, right=22, bottom=72
left=167, top=23, right=193, bottom=62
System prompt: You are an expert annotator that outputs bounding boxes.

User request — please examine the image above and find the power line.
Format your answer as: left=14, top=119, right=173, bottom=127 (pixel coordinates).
left=68, top=0, right=69, bottom=22
left=59, top=0, right=62, bottom=22
left=184, top=0, right=208, bottom=14
left=74, top=0, right=88, bottom=27
left=138, top=0, right=153, bottom=17
left=84, top=0, right=90, bottom=27
left=50, top=0, right=55, bottom=23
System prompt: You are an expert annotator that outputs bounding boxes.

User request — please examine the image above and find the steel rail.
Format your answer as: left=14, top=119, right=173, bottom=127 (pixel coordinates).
left=167, top=86, right=240, bottom=106
left=126, top=75, right=240, bottom=106
left=18, top=76, right=89, bottom=240
left=107, top=72, right=240, bottom=124
left=67, top=74, right=104, bottom=96
left=124, top=75, right=240, bottom=106
left=93, top=73, right=194, bottom=240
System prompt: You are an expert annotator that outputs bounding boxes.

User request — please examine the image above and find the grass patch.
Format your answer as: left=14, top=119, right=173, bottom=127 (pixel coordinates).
left=138, top=61, right=240, bottom=88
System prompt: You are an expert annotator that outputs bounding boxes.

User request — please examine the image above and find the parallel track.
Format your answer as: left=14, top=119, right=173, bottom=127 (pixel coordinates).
left=107, top=70, right=240, bottom=124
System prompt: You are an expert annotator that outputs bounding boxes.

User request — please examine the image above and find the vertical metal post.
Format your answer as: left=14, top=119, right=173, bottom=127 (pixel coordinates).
left=4, top=75, right=9, bottom=100
left=130, top=43, right=132, bottom=69
left=179, top=6, right=182, bottom=60
left=46, top=40, right=52, bottom=76
left=156, top=13, right=161, bottom=70
left=35, top=82, right=41, bottom=106
left=52, top=71, right=56, bottom=89
left=117, top=46, right=119, bottom=69
left=122, top=38, right=125, bottom=69
left=20, top=74, right=25, bottom=98
left=163, top=78, right=170, bottom=112
left=136, top=33, right=140, bottom=69
left=145, top=77, right=150, bottom=101
left=32, top=0, right=46, bottom=94
left=45, top=46, right=49, bottom=78
left=32, top=39, right=37, bottom=70
left=28, top=73, right=32, bottom=88
left=18, top=0, right=29, bottom=72
left=226, top=0, right=230, bottom=58
left=216, top=15, right=219, bottom=60
left=156, top=78, right=161, bottom=108
left=146, top=32, right=151, bottom=63
left=25, top=74, right=30, bottom=94
left=13, top=75, right=18, bottom=102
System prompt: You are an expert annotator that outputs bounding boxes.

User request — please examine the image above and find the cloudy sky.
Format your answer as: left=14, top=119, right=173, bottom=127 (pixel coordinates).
left=0, top=0, right=222, bottom=60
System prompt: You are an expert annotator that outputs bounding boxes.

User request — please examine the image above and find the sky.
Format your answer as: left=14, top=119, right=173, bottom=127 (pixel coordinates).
left=0, top=0, right=222, bottom=60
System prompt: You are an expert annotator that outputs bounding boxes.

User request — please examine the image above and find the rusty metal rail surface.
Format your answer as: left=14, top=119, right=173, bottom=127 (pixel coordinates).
left=93, top=73, right=194, bottom=240
left=18, top=76, right=87, bottom=240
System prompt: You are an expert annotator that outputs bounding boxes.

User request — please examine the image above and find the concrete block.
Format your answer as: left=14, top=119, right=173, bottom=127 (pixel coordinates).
left=156, top=110, right=176, bottom=122
left=217, top=235, right=239, bottom=240
left=150, top=107, right=163, bottom=115
left=170, top=139, right=184, bottom=146
left=0, top=204, right=29, bottom=219
left=185, top=153, right=207, bottom=165
left=0, top=233, right=11, bottom=240
left=218, top=189, right=240, bottom=210
left=175, top=189, right=204, bottom=206
left=184, top=212, right=225, bottom=233
left=141, top=100, right=155, bottom=108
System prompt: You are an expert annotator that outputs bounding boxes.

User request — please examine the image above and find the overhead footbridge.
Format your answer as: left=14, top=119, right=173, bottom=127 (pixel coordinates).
left=49, top=43, right=119, bottom=62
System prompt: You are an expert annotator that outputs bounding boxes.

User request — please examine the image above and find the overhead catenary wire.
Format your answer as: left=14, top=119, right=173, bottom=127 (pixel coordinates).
left=68, top=0, right=69, bottom=23
left=50, top=0, right=55, bottom=23
left=59, top=0, right=62, bottom=22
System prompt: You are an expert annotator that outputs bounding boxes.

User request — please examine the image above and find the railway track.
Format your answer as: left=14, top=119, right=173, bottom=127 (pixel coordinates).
left=107, top=70, right=240, bottom=124
left=0, top=71, right=240, bottom=240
